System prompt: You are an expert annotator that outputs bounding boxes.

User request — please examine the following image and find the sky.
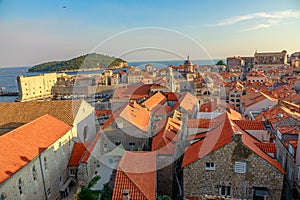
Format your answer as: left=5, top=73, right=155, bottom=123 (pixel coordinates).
left=0, top=0, right=300, bottom=67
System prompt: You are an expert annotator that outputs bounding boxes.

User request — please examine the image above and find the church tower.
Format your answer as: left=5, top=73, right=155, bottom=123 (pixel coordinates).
left=184, top=55, right=194, bottom=73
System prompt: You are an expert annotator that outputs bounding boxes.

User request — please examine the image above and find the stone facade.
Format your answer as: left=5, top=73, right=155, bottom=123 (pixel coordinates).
left=76, top=137, right=101, bottom=187
left=183, top=138, right=284, bottom=199
left=0, top=129, right=74, bottom=200
left=17, top=73, right=65, bottom=102
left=254, top=50, right=289, bottom=71
left=102, top=117, right=149, bottom=151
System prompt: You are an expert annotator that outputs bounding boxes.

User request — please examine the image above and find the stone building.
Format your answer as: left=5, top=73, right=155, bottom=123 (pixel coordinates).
left=100, top=101, right=151, bottom=151
left=17, top=73, right=66, bottom=102
left=226, top=56, right=245, bottom=71
left=240, top=92, right=278, bottom=118
left=182, top=113, right=284, bottom=199
left=246, top=70, right=267, bottom=84
left=68, top=134, right=102, bottom=187
left=0, top=100, right=96, bottom=142
left=254, top=50, right=289, bottom=71
left=112, top=151, right=156, bottom=200
left=0, top=115, right=75, bottom=200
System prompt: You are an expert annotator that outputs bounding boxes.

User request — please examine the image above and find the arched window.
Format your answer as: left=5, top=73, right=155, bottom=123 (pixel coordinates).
left=32, top=166, right=37, bottom=181
left=83, top=126, right=89, bottom=141
left=18, top=179, right=23, bottom=195
left=0, top=192, right=7, bottom=200
left=44, top=157, right=48, bottom=170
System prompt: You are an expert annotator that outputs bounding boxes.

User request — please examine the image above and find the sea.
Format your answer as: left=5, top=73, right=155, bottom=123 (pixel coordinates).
left=0, top=59, right=221, bottom=102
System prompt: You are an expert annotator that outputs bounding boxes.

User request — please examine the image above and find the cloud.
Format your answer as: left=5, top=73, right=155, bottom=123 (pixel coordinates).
left=210, top=9, right=300, bottom=31
left=240, top=19, right=282, bottom=32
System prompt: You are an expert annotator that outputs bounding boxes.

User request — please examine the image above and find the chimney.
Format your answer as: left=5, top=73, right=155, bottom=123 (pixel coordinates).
left=122, top=189, right=130, bottom=200
left=233, top=131, right=242, bottom=143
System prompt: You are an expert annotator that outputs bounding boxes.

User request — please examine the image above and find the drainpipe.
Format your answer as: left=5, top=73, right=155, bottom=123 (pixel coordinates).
left=38, top=154, right=48, bottom=200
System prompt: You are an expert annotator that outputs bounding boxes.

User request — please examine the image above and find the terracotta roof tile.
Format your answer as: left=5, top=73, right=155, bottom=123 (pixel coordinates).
left=0, top=115, right=71, bottom=184
left=234, top=120, right=265, bottom=130
left=255, top=143, right=276, bottom=153
left=288, top=139, right=298, bottom=149
left=182, top=112, right=285, bottom=173
left=277, top=126, right=299, bottom=135
left=95, top=109, right=112, bottom=117
left=152, top=118, right=181, bottom=155
left=112, top=151, right=156, bottom=200
left=68, top=142, right=89, bottom=166
left=142, top=92, right=166, bottom=111
left=255, top=106, right=300, bottom=126
left=119, top=102, right=150, bottom=132
left=199, top=100, right=233, bottom=112
left=0, top=100, right=82, bottom=128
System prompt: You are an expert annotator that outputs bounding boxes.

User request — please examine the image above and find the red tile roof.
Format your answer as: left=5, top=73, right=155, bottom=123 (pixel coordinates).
left=255, top=106, right=300, bottom=126
left=174, top=93, right=198, bottom=115
left=81, top=133, right=101, bottom=163
left=101, top=102, right=150, bottom=132
left=288, top=139, right=298, bottom=149
left=163, top=92, right=180, bottom=101
left=255, top=143, right=276, bottom=153
left=199, top=100, right=233, bottom=112
left=182, top=112, right=285, bottom=174
left=0, top=115, right=71, bottom=184
left=152, top=118, right=181, bottom=155
left=68, top=143, right=89, bottom=166
left=241, top=92, right=277, bottom=108
left=187, top=119, right=220, bottom=129
left=95, top=109, right=112, bottom=117
left=112, top=83, right=151, bottom=100
left=112, top=151, right=156, bottom=200
left=142, top=92, right=166, bottom=111
left=119, top=102, right=150, bottom=132
left=277, top=126, right=299, bottom=135
left=0, top=100, right=83, bottom=127
left=234, top=120, right=265, bottom=130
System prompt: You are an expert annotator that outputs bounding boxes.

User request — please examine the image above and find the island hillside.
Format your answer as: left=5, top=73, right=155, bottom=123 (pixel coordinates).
left=28, top=53, right=127, bottom=72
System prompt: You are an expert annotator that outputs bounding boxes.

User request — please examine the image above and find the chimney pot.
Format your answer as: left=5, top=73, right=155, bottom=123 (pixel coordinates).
left=233, top=131, right=243, bottom=142
left=122, top=189, right=130, bottom=200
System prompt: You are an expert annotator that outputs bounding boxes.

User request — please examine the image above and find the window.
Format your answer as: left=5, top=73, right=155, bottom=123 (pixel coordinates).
left=18, top=178, right=23, bottom=195
left=83, top=126, right=89, bottom=141
left=47, top=188, right=51, bottom=197
left=70, top=169, right=76, bottom=175
left=129, top=142, right=135, bottom=147
left=220, top=185, right=231, bottom=197
left=235, top=162, right=246, bottom=173
left=205, top=162, right=215, bottom=170
left=44, top=157, right=48, bottom=170
left=0, top=193, right=6, bottom=200
left=115, top=142, right=121, bottom=146
left=32, top=166, right=37, bottom=181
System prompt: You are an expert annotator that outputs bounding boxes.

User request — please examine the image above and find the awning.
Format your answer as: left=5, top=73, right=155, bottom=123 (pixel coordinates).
left=59, top=177, right=73, bottom=192
left=254, top=187, right=270, bottom=197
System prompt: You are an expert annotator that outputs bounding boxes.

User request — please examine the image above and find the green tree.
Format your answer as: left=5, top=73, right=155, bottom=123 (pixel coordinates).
left=157, top=195, right=172, bottom=200
left=216, top=60, right=225, bottom=65
left=99, top=183, right=112, bottom=200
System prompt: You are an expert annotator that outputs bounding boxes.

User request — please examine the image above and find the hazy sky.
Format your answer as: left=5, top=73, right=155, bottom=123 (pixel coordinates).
left=0, top=0, right=300, bottom=67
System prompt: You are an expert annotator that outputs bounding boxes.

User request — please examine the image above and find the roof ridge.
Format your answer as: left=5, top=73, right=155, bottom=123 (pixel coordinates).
left=1, top=114, right=53, bottom=136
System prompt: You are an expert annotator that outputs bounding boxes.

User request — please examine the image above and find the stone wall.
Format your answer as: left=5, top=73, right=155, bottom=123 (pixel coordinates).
left=183, top=140, right=284, bottom=199
left=0, top=129, right=74, bottom=200
left=102, top=117, right=149, bottom=151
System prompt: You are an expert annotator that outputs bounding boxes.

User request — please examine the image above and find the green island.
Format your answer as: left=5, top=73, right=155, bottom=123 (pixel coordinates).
left=28, top=53, right=127, bottom=72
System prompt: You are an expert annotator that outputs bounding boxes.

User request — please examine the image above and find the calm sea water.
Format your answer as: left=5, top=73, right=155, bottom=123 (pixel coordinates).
left=0, top=59, right=222, bottom=102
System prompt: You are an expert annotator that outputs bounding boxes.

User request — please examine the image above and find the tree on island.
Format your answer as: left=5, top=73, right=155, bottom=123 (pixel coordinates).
left=216, top=60, right=225, bottom=65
